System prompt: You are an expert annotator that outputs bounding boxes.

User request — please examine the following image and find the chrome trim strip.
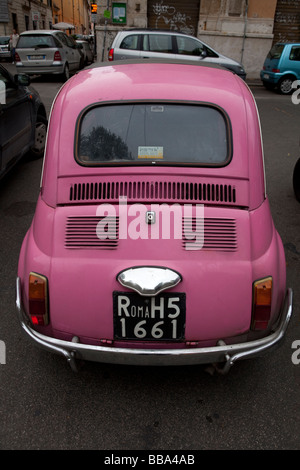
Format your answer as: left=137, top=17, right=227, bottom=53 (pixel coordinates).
left=16, top=277, right=293, bottom=372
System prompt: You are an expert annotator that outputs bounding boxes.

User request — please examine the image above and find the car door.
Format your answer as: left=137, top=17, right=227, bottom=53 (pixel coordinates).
left=287, top=45, right=300, bottom=79
left=141, top=34, right=175, bottom=60
left=174, top=35, right=219, bottom=63
left=0, top=67, right=32, bottom=174
left=64, top=34, right=81, bottom=71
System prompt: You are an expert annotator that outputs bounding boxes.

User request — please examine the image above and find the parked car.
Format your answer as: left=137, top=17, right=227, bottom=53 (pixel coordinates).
left=15, top=30, right=82, bottom=80
left=293, top=158, right=300, bottom=202
left=260, top=42, right=300, bottom=94
left=16, top=60, right=292, bottom=373
left=108, top=29, right=246, bottom=80
left=0, top=63, right=47, bottom=179
left=76, top=39, right=94, bottom=65
left=0, top=36, right=11, bottom=61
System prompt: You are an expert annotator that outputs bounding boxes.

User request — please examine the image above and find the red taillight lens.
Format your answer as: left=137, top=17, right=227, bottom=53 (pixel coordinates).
left=28, top=273, right=49, bottom=326
left=272, top=68, right=280, bottom=73
left=108, top=48, right=114, bottom=61
left=54, top=51, right=62, bottom=61
left=252, top=277, right=272, bottom=330
left=15, top=51, right=20, bottom=62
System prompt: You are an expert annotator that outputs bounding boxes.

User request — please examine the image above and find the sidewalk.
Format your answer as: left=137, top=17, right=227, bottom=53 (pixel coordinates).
left=3, top=60, right=263, bottom=87
left=246, top=78, right=263, bottom=87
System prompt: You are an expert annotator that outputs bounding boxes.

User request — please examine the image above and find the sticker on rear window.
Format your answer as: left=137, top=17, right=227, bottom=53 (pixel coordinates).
left=151, top=106, right=164, bottom=113
left=138, top=146, right=164, bottom=159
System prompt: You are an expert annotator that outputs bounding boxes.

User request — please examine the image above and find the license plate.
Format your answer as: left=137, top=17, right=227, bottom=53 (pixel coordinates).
left=113, top=292, right=186, bottom=341
left=28, top=55, right=45, bottom=60
left=264, top=73, right=270, bottom=79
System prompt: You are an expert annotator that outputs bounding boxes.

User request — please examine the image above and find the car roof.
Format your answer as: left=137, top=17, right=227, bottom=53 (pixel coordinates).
left=116, top=29, right=193, bottom=38
left=19, top=30, right=62, bottom=35
left=42, top=59, right=264, bottom=209
left=60, top=59, right=244, bottom=112
left=275, top=42, right=300, bottom=46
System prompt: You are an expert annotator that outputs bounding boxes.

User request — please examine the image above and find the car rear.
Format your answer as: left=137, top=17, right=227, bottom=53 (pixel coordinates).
left=260, top=43, right=300, bottom=92
left=15, top=31, right=65, bottom=75
left=16, top=62, right=292, bottom=371
left=0, top=36, right=11, bottom=60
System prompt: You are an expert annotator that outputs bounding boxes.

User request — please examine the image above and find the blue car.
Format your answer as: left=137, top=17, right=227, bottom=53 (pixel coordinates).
left=260, top=42, right=300, bottom=94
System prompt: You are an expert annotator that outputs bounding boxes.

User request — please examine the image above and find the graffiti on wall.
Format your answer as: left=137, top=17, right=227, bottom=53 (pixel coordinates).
left=152, top=1, right=195, bottom=35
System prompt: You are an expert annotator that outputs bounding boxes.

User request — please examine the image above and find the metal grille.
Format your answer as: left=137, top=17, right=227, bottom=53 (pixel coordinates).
left=69, top=181, right=236, bottom=204
left=65, top=216, right=119, bottom=249
left=272, top=0, right=300, bottom=44
left=182, top=217, right=237, bottom=252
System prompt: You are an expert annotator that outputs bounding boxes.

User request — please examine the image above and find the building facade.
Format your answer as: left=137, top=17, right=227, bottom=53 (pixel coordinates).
left=53, top=0, right=91, bottom=34
left=0, top=0, right=91, bottom=36
left=94, top=0, right=300, bottom=78
left=0, top=0, right=53, bottom=35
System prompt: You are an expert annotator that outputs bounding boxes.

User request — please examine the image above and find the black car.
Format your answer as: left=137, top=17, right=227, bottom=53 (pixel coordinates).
left=0, top=63, right=47, bottom=179
left=293, top=158, right=300, bottom=202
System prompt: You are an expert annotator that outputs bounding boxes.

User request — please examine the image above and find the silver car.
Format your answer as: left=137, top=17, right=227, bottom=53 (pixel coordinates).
left=108, top=30, right=246, bottom=80
left=15, top=30, right=82, bottom=80
left=76, top=39, right=94, bottom=65
left=0, top=36, right=11, bottom=60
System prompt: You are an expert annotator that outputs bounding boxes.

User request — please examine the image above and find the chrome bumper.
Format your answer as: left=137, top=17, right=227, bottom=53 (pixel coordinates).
left=16, top=277, right=293, bottom=373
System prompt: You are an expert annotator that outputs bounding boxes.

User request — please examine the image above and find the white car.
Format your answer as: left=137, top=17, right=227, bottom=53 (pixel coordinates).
left=108, top=29, right=246, bottom=80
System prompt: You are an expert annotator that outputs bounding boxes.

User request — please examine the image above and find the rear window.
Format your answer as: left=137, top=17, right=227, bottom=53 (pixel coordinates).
left=267, top=44, right=284, bottom=60
left=76, top=103, right=230, bottom=166
left=17, top=34, right=56, bottom=48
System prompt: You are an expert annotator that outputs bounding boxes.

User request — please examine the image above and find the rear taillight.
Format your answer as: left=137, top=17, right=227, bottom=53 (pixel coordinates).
left=15, top=51, right=20, bottom=62
left=28, top=273, right=49, bottom=326
left=54, top=51, right=62, bottom=61
left=251, top=277, right=272, bottom=330
left=272, top=68, right=280, bottom=73
left=108, top=48, right=114, bottom=61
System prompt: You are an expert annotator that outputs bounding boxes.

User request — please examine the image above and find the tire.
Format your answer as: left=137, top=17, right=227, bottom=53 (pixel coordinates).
left=62, top=63, right=70, bottom=81
left=262, top=81, right=275, bottom=91
left=278, top=76, right=295, bottom=94
left=293, top=158, right=300, bottom=202
left=30, top=114, right=48, bottom=159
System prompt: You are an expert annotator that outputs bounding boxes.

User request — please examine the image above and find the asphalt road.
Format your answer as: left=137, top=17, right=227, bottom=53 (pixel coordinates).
left=0, top=64, right=299, bottom=451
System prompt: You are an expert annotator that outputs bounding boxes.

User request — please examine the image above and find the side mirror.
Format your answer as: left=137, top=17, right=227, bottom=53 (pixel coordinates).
left=14, top=73, right=31, bottom=86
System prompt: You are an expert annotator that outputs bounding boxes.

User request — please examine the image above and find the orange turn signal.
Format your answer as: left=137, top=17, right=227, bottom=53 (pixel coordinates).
left=28, top=273, right=49, bottom=326
left=252, top=277, right=272, bottom=330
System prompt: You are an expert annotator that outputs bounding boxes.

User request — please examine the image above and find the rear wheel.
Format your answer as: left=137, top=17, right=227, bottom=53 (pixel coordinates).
left=62, top=64, right=70, bottom=81
left=30, top=114, right=47, bottom=158
left=278, top=76, right=295, bottom=94
left=293, top=158, right=300, bottom=202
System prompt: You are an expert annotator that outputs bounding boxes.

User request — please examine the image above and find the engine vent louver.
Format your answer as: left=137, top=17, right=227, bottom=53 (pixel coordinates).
left=65, top=216, right=237, bottom=252
left=65, top=216, right=119, bottom=249
left=69, top=181, right=236, bottom=204
left=182, top=217, right=237, bottom=252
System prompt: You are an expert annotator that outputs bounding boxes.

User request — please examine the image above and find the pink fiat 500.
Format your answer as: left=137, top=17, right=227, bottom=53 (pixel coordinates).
left=16, top=60, right=293, bottom=373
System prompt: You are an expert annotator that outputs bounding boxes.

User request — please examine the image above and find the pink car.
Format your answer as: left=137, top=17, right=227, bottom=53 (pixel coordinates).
left=16, top=60, right=293, bottom=373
